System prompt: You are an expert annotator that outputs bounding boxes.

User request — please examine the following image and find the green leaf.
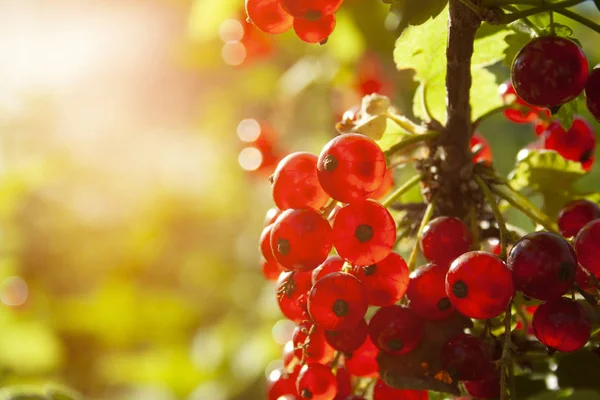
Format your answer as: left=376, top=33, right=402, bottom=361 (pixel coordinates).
left=556, top=350, right=600, bottom=391
left=555, top=94, right=585, bottom=130
left=595, top=0, right=600, bottom=12
left=385, top=0, right=448, bottom=26
left=472, top=29, right=511, bottom=67
left=376, top=118, right=411, bottom=152
left=503, top=32, right=532, bottom=67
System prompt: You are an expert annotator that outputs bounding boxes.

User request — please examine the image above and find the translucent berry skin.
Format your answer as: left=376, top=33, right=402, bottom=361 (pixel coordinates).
left=276, top=271, right=313, bottom=322
left=296, top=363, right=338, bottom=400
left=406, top=263, right=455, bottom=320
left=511, top=36, right=589, bottom=108
left=368, top=305, right=424, bottom=355
left=268, top=369, right=298, bottom=400
left=293, top=14, right=336, bottom=44
left=317, top=134, right=387, bottom=203
left=262, top=257, right=285, bottom=281
left=471, top=133, right=493, bottom=165
left=334, top=367, right=352, bottom=400
left=532, top=297, right=591, bottom=352
left=558, top=199, right=600, bottom=238
left=446, top=251, right=514, bottom=319
left=372, top=379, right=428, bottom=400
left=441, top=333, right=494, bottom=381
left=281, top=0, right=343, bottom=19
left=325, top=318, right=368, bottom=353
left=344, top=336, right=379, bottom=377
left=464, top=371, right=501, bottom=400
left=507, top=231, right=577, bottom=301
left=351, top=252, right=410, bottom=306
left=575, top=219, right=600, bottom=278
left=283, top=340, right=296, bottom=368
left=420, top=216, right=472, bottom=267
left=245, top=0, right=293, bottom=34
left=586, top=66, right=600, bottom=122
left=260, top=224, right=279, bottom=264
left=542, top=118, right=596, bottom=171
left=265, top=207, right=283, bottom=227
left=312, top=255, right=344, bottom=285
left=499, top=80, right=547, bottom=123
left=272, top=152, right=330, bottom=211
left=271, top=208, right=333, bottom=272
left=368, top=168, right=394, bottom=200
left=332, top=200, right=396, bottom=266
left=308, top=272, right=368, bottom=331
left=293, top=321, right=335, bottom=364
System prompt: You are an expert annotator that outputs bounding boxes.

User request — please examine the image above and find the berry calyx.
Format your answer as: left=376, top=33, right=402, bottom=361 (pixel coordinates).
left=542, top=117, right=596, bottom=171
left=245, top=0, right=294, bottom=34
left=585, top=65, right=600, bottom=122
left=293, top=15, right=337, bottom=44
left=351, top=252, right=410, bottom=306
left=368, top=305, right=424, bottom=355
left=441, top=333, right=494, bottom=381
left=296, top=363, right=338, bottom=400
left=312, top=255, right=344, bottom=285
left=324, top=318, right=368, bottom=353
left=406, top=262, right=455, bottom=320
left=372, top=379, right=428, bottom=400
left=558, top=199, right=600, bottom=238
left=575, top=219, right=600, bottom=278
left=511, top=36, right=588, bottom=107
left=532, top=297, right=591, bottom=352
left=276, top=271, right=314, bottom=322
left=281, top=0, right=343, bottom=20
left=420, top=216, right=472, bottom=267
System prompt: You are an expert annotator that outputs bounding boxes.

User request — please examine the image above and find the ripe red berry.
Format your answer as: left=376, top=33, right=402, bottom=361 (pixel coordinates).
left=532, top=297, right=591, bottom=352
left=283, top=340, right=296, bottom=368
left=312, top=255, right=345, bottom=285
left=499, top=80, right=548, bottom=123
left=355, top=52, right=394, bottom=98
left=558, top=199, right=600, bottom=238
left=271, top=209, right=333, bottom=272
left=446, top=251, right=514, bottom=319
left=334, top=367, right=352, bottom=400
left=281, top=0, right=343, bottom=19
left=471, top=133, right=493, bottom=165
left=372, top=379, right=428, bottom=400
left=308, top=272, right=368, bottom=331
left=245, top=0, right=294, bottom=34
left=511, top=36, right=588, bottom=108
left=542, top=117, right=596, bottom=171
left=344, top=336, right=379, bottom=377
left=463, top=370, right=501, bottom=400
left=263, top=257, right=285, bottom=281
left=332, top=200, right=396, bottom=266
left=272, top=152, right=330, bottom=211
left=369, top=168, right=394, bottom=200
left=586, top=65, right=600, bottom=122
left=293, top=321, right=335, bottom=364
left=324, top=318, right=368, bottom=353
left=575, top=219, right=600, bottom=278
left=296, top=363, right=338, bottom=400
left=368, top=305, right=424, bottom=355
left=265, top=207, right=283, bottom=227
left=276, top=271, right=313, bottom=322
left=441, top=333, right=494, bottom=381
left=260, top=224, right=279, bottom=265
left=406, top=263, right=455, bottom=320
left=351, top=252, right=410, bottom=306
left=293, top=15, right=336, bottom=44
left=268, top=369, right=298, bottom=400
left=507, top=231, right=577, bottom=301
left=317, top=134, right=387, bottom=203
left=420, top=216, right=472, bottom=267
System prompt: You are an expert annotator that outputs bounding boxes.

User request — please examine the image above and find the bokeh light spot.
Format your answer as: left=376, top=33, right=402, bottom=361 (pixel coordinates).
left=238, top=147, right=263, bottom=171
left=0, top=276, right=28, bottom=307
left=222, top=41, right=246, bottom=66
left=237, top=119, right=261, bottom=142
left=219, top=19, right=244, bottom=42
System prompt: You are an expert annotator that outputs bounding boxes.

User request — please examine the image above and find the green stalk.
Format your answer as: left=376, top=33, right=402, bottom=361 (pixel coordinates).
left=475, top=175, right=509, bottom=259
left=383, top=131, right=440, bottom=158
left=382, top=174, right=423, bottom=208
left=407, top=195, right=437, bottom=270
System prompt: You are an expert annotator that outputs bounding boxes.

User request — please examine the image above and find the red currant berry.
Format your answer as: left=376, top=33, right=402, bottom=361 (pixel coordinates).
left=441, top=333, right=494, bottom=381
left=368, top=305, right=424, bottom=355
left=463, top=370, right=501, bottom=400
left=332, top=200, right=396, bottom=266
left=268, top=369, right=298, bottom=400
left=334, top=367, right=352, bottom=400
left=542, top=117, right=596, bottom=171
left=260, top=224, right=279, bottom=265
left=324, top=318, right=368, bottom=353
left=373, top=379, right=428, bottom=400
left=511, top=36, right=588, bottom=107
left=420, top=216, right=472, bottom=267
left=308, top=272, right=368, bottom=331
left=283, top=340, right=296, bottom=368
left=293, top=14, right=336, bottom=44
left=446, top=251, right=514, bottom=319
left=586, top=65, right=600, bottom=122
left=356, top=52, right=394, bottom=98
left=344, top=336, right=379, bottom=377
left=351, top=252, right=409, bottom=306
left=271, top=209, right=333, bottom=272
left=575, top=219, right=600, bottom=278
left=272, top=152, right=330, bottom=211
left=312, top=255, right=345, bottom=285
left=277, top=271, right=313, bottom=322
left=293, top=321, right=335, bottom=364
left=278, top=395, right=301, bottom=400
left=245, top=0, right=293, bottom=34
left=281, top=0, right=343, bottom=19
left=296, top=363, right=337, bottom=400
left=499, top=80, right=547, bottom=123
left=507, top=231, right=577, bottom=301
left=406, top=263, right=455, bottom=320
left=471, top=133, right=493, bottom=165
left=263, top=257, right=285, bottom=281
left=558, top=199, right=600, bottom=238
left=369, top=168, right=394, bottom=200
left=532, top=297, right=591, bottom=352
left=265, top=207, right=283, bottom=227
left=317, top=134, right=386, bottom=203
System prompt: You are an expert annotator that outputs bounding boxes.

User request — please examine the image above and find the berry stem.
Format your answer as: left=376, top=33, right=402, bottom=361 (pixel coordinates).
left=384, top=111, right=432, bottom=135
left=475, top=175, right=508, bottom=259
left=554, top=8, right=600, bottom=35
left=383, top=131, right=441, bottom=158
left=500, top=301, right=514, bottom=400
left=407, top=194, right=438, bottom=270
left=498, top=0, right=589, bottom=25
left=472, top=104, right=510, bottom=129
left=382, top=174, right=423, bottom=208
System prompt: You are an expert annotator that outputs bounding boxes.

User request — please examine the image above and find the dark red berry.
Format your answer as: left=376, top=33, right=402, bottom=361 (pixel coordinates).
left=325, top=318, right=368, bottom=353
left=281, top=0, right=343, bottom=19
left=471, top=133, right=493, bottom=165
left=344, top=336, right=379, bottom=377
left=499, top=80, right=548, bottom=123
left=293, top=321, right=335, bottom=364
left=558, top=199, right=600, bottom=238
left=586, top=65, right=600, bottom=122
left=575, top=219, right=600, bottom=278
left=334, top=367, right=352, bottom=400
left=296, top=363, right=337, bottom=400
left=368, top=305, right=424, bottom=355
left=406, top=263, right=455, bottom=320
left=532, top=297, right=591, bottom=352
left=263, top=257, right=285, bottom=281
left=542, top=117, right=596, bottom=171
left=420, top=216, right=472, bottom=267
left=308, top=272, right=368, bottom=331
left=268, top=369, right=298, bottom=400
left=332, top=200, right=396, bottom=266
left=272, top=152, right=330, bottom=211
left=368, top=168, right=394, bottom=200
left=312, top=255, right=345, bottom=285
left=351, top=252, right=409, bottom=306
left=446, top=251, right=514, bottom=319
left=511, top=36, right=588, bottom=107
left=245, top=0, right=293, bottom=34
left=372, top=379, right=428, bottom=400
left=507, top=231, right=577, bottom=301
left=271, top=208, right=333, bottom=272
left=441, top=333, right=494, bottom=381
left=293, top=15, right=336, bottom=44
left=317, top=134, right=386, bottom=203
left=277, top=271, right=313, bottom=322
left=464, top=370, right=501, bottom=400
left=265, top=207, right=283, bottom=227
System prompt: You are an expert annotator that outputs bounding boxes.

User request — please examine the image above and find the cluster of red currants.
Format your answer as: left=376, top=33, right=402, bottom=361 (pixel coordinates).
left=245, top=0, right=343, bottom=44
